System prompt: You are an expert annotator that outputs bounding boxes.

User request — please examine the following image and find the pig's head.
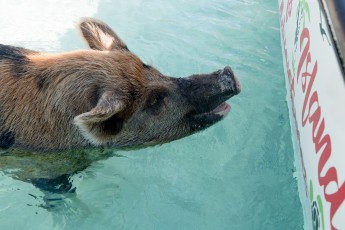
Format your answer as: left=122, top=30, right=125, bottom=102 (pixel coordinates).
left=74, top=19, right=240, bottom=149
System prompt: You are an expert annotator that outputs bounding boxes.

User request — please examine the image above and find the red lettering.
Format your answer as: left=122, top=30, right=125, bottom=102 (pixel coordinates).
left=288, top=70, right=295, bottom=96
left=329, top=181, right=345, bottom=230
left=301, top=53, right=312, bottom=92
left=279, top=0, right=285, bottom=17
left=284, top=45, right=289, bottom=68
left=297, top=28, right=310, bottom=82
left=309, top=97, right=343, bottom=230
left=319, top=165, right=345, bottom=230
left=307, top=92, right=330, bottom=154
left=308, top=92, right=321, bottom=133
left=316, top=131, right=331, bottom=174
left=285, top=0, right=293, bottom=22
left=301, top=62, right=317, bottom=126
left=287, top=68, right=292, bottom=82
left=295, top=26, right=344, bottom=229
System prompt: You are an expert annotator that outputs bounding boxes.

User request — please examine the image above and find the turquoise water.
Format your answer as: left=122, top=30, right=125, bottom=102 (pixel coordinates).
left=0, top=0, right=303, bottom=229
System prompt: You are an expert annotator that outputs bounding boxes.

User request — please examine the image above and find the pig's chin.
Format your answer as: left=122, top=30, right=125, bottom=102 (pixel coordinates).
left=188, top=102, right=231, bottom=132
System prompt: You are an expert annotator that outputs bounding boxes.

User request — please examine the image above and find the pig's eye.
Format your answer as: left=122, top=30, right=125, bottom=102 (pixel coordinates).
left=145, top=90, right=168, bottom=115
left=143, top=63, right=151, bottom=69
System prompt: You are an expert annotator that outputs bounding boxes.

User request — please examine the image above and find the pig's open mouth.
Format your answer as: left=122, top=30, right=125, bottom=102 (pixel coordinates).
left=194, top=101, right=231, bottom=118
left=210, top=102, right=231, bottom=116
left=188, top=101, right=233, bottom=132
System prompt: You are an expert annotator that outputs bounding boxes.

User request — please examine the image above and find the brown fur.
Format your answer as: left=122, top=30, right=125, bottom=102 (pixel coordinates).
left=0, top=49, right=145, bottom=151
left=0, top=18, right=240, bottom=153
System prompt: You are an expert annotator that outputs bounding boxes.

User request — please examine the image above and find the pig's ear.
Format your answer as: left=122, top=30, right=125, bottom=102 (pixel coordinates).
left=74, top=92, right=126, bottom=145
left=79, top=18, right=129, bottom=51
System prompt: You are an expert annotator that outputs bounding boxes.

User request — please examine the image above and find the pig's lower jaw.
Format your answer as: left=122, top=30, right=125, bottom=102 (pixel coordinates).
left=188, top=102, right=231, bottom=132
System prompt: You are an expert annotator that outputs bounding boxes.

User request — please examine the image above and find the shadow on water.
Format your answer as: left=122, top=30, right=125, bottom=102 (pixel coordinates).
left=26, top=174, right=94, bottom=226
left=23, top=180, right=94, bottom=227
left=0, top=148, right=124, bottom=213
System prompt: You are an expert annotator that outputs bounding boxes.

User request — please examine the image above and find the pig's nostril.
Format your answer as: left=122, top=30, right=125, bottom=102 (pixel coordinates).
left=222, top=66, right=234, bottom=77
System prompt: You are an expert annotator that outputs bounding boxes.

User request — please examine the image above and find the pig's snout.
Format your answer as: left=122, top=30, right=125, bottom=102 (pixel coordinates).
left=219, top=66, right=241, bottom=95
left=178, top=66, right=240, bottom=115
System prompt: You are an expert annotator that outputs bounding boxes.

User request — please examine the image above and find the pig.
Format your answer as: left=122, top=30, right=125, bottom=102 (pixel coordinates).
left=0, top=18, right=240, bottom=193
left=0, top=18, right=240, bottom=153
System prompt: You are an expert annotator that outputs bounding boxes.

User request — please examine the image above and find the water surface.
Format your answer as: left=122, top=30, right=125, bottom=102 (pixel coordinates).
left=0, top=0, right=303, bottom=229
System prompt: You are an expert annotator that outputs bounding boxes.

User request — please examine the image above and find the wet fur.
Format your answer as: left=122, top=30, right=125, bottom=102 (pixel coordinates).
left=0, top=39, right=145, bottom=151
